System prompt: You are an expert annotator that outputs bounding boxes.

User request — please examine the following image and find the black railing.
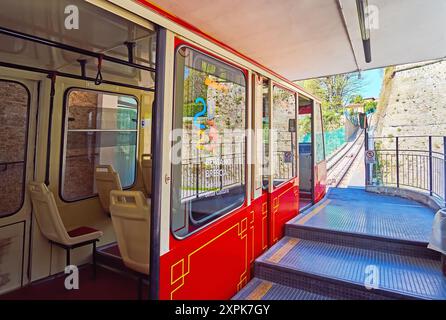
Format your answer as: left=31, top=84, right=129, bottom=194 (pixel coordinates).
left=181, top=142, right=245, bottom=200
left=366, top=135, right=446, bottom=206
left=274, top=151, right=295, bottom=181
left=0, top=160, right=25, bottom=172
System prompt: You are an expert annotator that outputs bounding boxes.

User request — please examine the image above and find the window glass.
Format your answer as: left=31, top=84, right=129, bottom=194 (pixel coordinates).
left=272, top=86, right=297, bottom=188
left=62, top=89, right=138, bottom=201
left=0, top=80, right=29, bottom=216
left=262, top=79, right=270, bottom=190
left=171, top=46, right=246, bottom=238
left=313, top=102, right=325, bottom=163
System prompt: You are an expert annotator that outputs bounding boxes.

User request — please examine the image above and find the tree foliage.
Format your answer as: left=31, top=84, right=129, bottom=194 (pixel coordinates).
left=297, top=73, right=365, bottom=131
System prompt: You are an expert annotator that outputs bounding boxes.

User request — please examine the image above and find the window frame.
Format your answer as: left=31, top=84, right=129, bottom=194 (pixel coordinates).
left=59, top=87, right=140, bottom=203
left=271, top=83, right=298, bottom=190
left=0, top=79, right=31, bottom=218
left=170, top=43, right=248, bottom=240
left=313, top=101, right=326, bottom=163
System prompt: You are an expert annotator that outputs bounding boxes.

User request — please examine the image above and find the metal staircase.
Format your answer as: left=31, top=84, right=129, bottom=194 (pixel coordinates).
left=233, top=188, right=446, bottom=300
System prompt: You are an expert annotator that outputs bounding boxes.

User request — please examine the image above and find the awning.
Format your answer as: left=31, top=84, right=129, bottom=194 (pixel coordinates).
left=145, top=0, right=446, bottom=80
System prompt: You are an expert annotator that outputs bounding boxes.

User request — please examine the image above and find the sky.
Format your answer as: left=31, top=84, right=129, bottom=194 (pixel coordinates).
left=357, top=68, right=384, bottom=99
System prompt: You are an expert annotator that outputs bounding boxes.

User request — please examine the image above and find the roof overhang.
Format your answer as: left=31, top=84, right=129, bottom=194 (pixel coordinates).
left=142, top=0, right=446, bottom=80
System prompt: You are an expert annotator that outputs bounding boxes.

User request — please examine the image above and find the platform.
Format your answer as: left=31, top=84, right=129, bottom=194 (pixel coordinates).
left=290, top=187, right=434, bottom=243
left=234, top=188, right=446, bottom=300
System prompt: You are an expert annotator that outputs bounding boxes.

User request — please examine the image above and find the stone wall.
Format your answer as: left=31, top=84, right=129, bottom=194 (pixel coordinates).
left=375, top=60, right=446, bottom=151
left=0, top=81, right=29, bottom=215
left=63, top=90, right=99, bottom=200
left=370, top=60, right=446, bottom=193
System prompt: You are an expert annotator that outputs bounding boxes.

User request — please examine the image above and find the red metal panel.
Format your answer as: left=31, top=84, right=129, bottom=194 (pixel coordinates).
left=314, top=161, right=327, bottom=203
left=159, top=196, right=269, bottom=300
left=268, top=178, right=299, bottom=245
left=299, top=104, right=313, bottom=115
left=158, top=38, right=268, bottom=300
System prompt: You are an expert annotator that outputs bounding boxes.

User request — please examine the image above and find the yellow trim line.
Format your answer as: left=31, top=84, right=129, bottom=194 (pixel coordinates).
left=296, top=200, right=331, bottom=226
left=246, top=281, right=273, bottom=300
left=267, top=238, right=300, bottom=263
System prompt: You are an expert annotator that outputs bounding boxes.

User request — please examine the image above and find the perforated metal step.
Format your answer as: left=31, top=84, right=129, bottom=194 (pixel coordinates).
left=288, top=188, right=435, bottom=243
left=254, top=237, right=446, bottom=300
left=232, top=278, right=332, bottom=300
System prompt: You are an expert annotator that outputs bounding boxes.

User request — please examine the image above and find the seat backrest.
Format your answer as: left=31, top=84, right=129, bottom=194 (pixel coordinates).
left=28, top=182, right=70, bottom=245
left=140, top=154, right=152, bottom=197
left=109, top=190, right=150, bottom=274
left=94, top=165, right=122, bottom=213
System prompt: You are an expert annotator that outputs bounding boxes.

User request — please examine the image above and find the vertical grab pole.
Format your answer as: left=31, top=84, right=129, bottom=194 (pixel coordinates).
left=196, top=149, right=199, bottom=198
left=45, top=73, right=57, bottom=186
left=149, top=26, right=166, bottom=300
left=396, top=137, right=400, bottom=188
left=220, top=143, right=223, bottom=190
left=443, top=136, right=446, bottom=207
left=364, top=128, right=369, bottom=186
left=429, top=136, right=433, bottom=196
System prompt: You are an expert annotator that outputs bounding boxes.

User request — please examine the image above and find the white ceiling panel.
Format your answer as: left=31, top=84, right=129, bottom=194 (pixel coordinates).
left=146, top=0, right=446, bottom=79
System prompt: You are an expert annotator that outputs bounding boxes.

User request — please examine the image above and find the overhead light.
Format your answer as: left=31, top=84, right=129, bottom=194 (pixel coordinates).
left=356, top=0, right=372, bottom=63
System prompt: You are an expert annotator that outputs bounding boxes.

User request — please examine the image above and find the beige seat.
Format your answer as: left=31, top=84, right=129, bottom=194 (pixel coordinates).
left=94, top=165, right=122, bottom=214
left=28, top=182, right=103, bottom=274
left=140, top=154, right=152, bottom=197
left=109, top=190, right=150, bottom=298
left=109, top=190, right=150, bottom=275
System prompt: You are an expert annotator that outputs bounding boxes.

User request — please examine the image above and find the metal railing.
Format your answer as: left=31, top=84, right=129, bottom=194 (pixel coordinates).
left=181, top=142, right=245, bottom=201
left=274, top=151, right=295, bottom=181
left=366, top=135, right=446, bottom=206
left=0, top=160, right=24, bottom=172
left=180, top=143, right=295, bottom=201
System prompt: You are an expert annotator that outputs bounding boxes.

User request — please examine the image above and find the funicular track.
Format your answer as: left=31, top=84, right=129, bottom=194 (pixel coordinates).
left=326, top=129, right=364, bottom=187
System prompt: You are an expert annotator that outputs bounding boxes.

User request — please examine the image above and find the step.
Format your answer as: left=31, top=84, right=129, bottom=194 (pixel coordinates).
left=254, top=237, right=446, bottom=300
left=232, top=278, right=332, bottom=300
left=96, top=242, right=127, bottom=271
left=287, top=188, right=439, bottom=259
left=286, top=223, right=439, bottom=259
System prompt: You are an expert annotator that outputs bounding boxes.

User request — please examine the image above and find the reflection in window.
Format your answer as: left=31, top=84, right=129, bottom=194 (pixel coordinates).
left=272, top=86, right=297, bottom=188
left=62, top=89, right=138, bottom=201
left=313, top=102, right=325, bottom=163
left=257, top=78, right=270, bottom=190
left=0, top=80, right=29, bottom=216
left=171, top=46, right=246, bottom=238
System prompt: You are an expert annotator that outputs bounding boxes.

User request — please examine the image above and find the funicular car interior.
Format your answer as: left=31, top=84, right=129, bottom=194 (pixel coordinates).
left=0, top=0, right=157, bottom=298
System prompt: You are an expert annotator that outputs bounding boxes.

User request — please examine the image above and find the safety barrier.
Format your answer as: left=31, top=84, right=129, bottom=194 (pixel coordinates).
left=366, top=135, right=446, bottom=207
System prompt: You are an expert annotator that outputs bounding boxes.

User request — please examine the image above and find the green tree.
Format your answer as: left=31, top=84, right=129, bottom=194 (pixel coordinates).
left=364, top=100, right=378, bottom=114
left=350, top=95, right=364, bottom=104
left=297, top=73, right=365, bottom=131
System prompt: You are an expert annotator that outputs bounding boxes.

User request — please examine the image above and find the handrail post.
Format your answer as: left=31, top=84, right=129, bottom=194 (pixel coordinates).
left=196, top=150, right=200, bottom=199
left=443, top=136, right=446, bottom=207
left=364, top=129, right=369, bottom=186
left=429, top=136, right=433, bottom=196
left=220, top=143, right=223, bottom=190
left=396, top=137, right=400, bottom=188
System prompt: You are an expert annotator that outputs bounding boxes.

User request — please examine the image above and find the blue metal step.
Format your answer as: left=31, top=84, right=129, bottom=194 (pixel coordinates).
left=232, top=278, right=332, bottom=300
left=254, top=237, right=446, bottom=300
left=286, top=188, right=438, bottom=259
left=286, top=224, right=439, bottom=259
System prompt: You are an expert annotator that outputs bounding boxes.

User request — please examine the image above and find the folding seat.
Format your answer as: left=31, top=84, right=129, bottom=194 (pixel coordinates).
left=109, top=190, right=150, bottom=298
left=28, top=182, right=103, bottom=275
left=94, top=165, right=122, bottom=215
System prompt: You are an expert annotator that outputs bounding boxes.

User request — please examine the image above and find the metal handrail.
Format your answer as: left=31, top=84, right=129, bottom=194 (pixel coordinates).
left=0, top=161, right=25, bottom=173
left=366, top=135, right=446, bottom=207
